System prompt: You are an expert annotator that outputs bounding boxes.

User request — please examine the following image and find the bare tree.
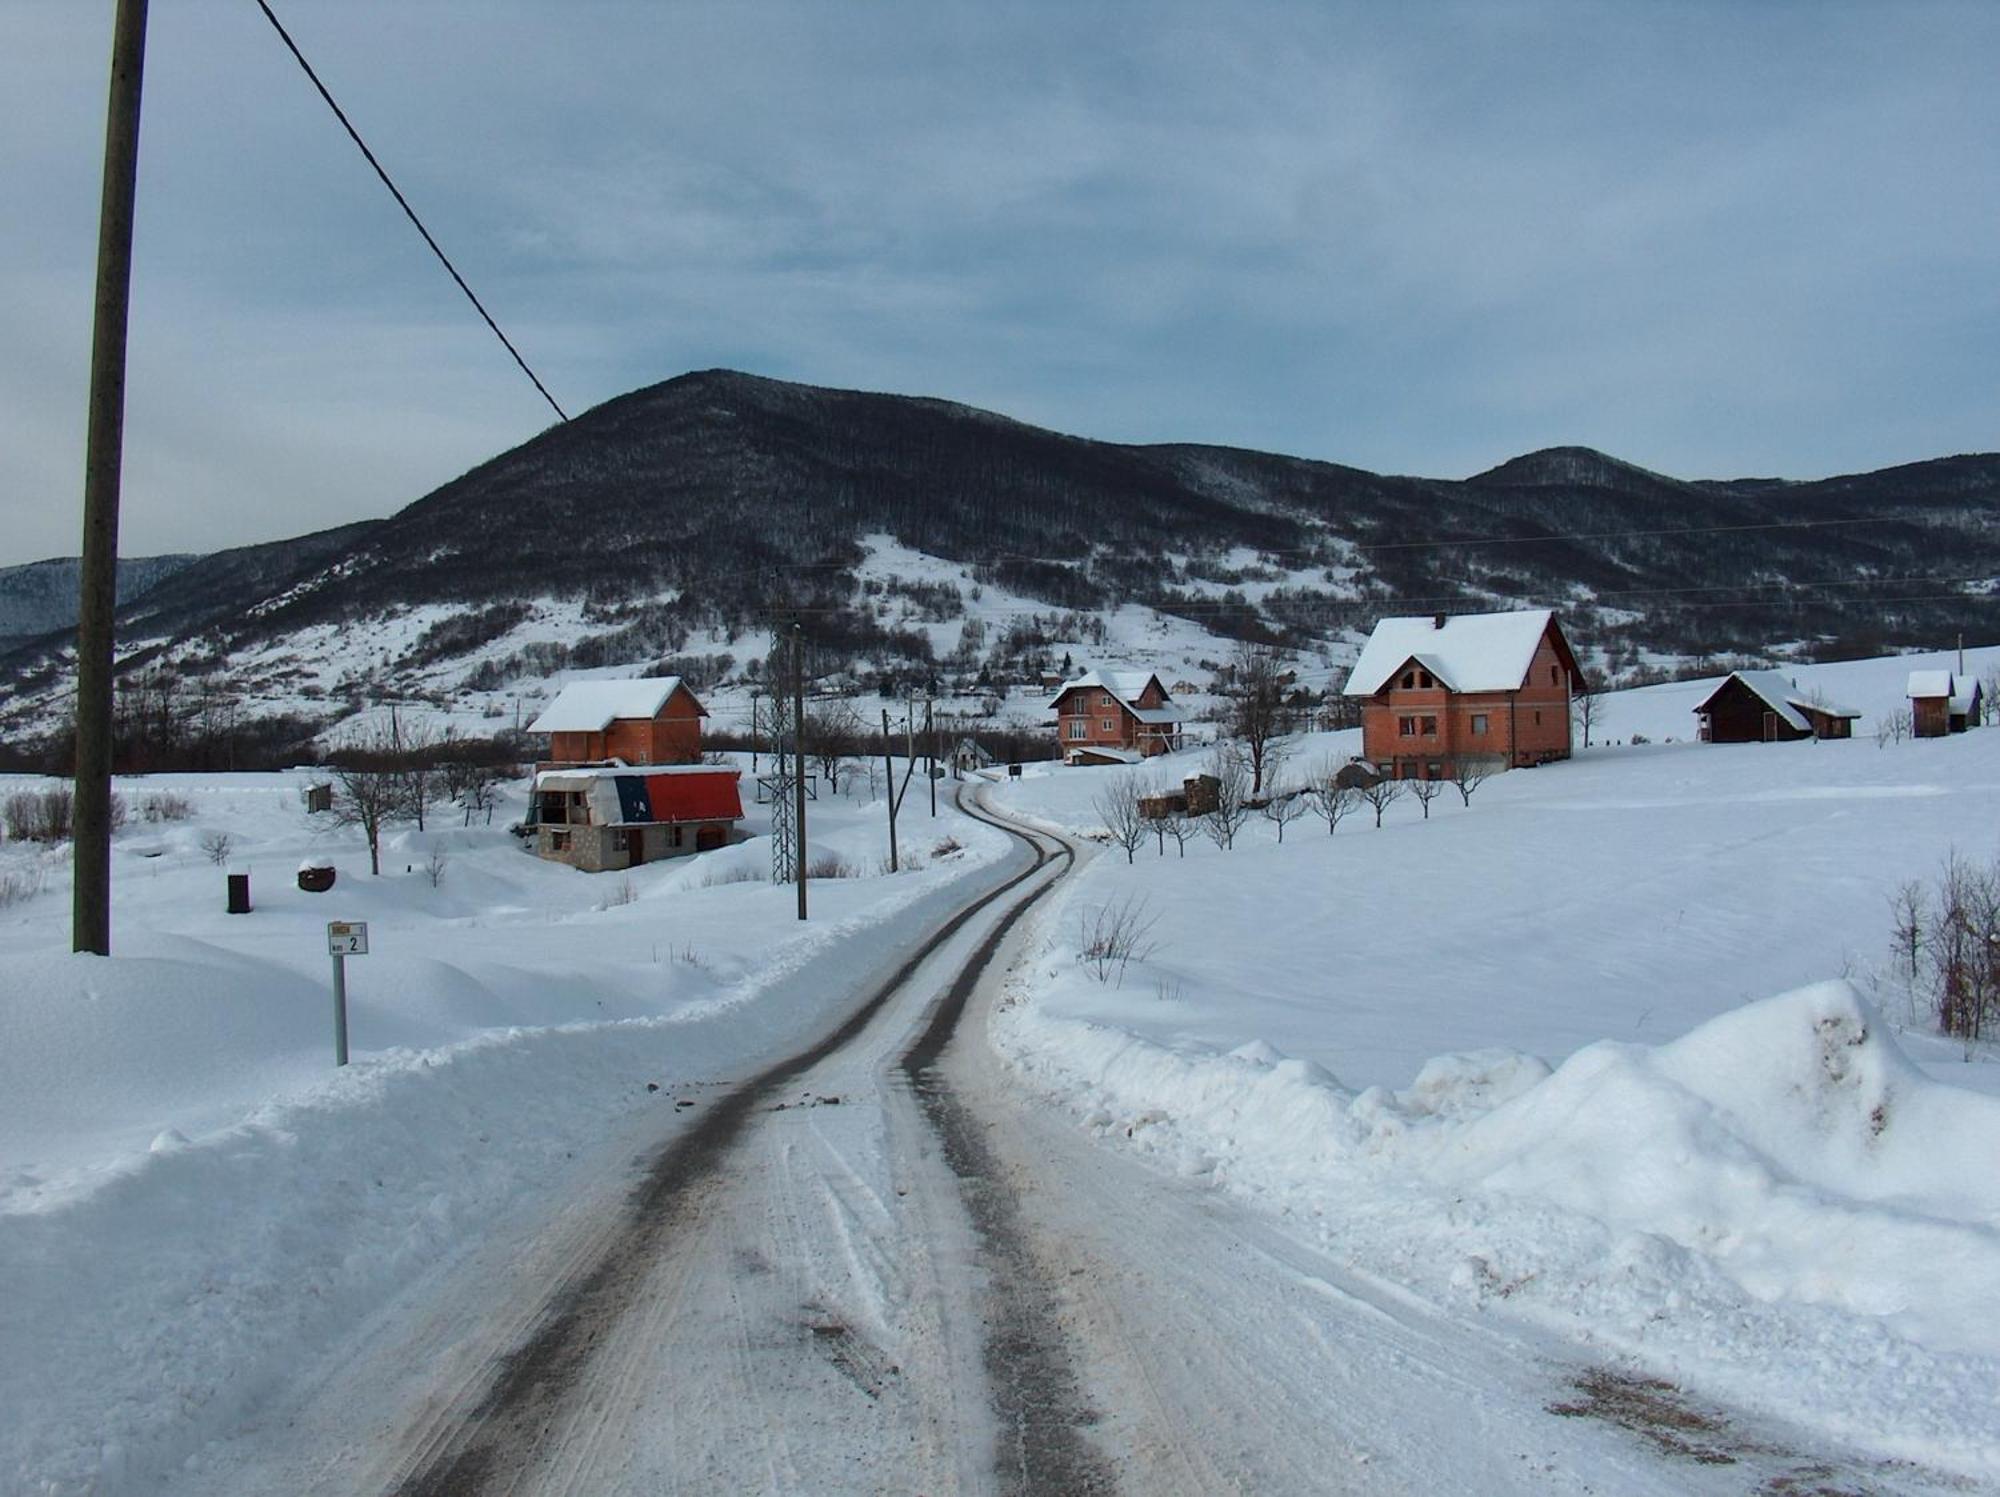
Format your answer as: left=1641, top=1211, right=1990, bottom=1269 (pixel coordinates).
left=1408, top=775, right=1445, bottom=819
left=1449, top=755, right=1499, bottom=807
left=424, top=841, right=450, bottom=888
left=394, top=715, right=445, bottom=832
left=1077, top=894, right=1161, bottom=988
left=807, top=700, right=864, bottom=794
left=198, top=828, right=233, bottom=866
left=1093, top=772, right=1149, bottom=865
left=1570, top=690, right=1600, bottom=749
left=1260, top=787, right=1309, bottom=844
left=1358, top=776, right=1404, bottom=828
left=1222, top=644, right=1293, bottom=796
left=1889, top=879, right=1927, bottom=986
left=1201, top=746, right=1253, bottom=850
left=1156, top=803, right=1192, bottom=857
left=1926, top=852, right=2000, bottom=1044
left=324, top=722, right=406, bottom=876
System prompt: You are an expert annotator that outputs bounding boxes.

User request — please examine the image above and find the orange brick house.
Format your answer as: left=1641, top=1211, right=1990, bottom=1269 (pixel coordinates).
left=1049, top=668, right=1184, bottom=763
left=1343, top=610, right=1583, bottom=777
left=526, top=677, right=707, bottom=767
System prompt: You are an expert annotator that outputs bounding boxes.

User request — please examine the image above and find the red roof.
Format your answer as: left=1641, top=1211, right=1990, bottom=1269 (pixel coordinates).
left=643, top=770, right=743, bottom=823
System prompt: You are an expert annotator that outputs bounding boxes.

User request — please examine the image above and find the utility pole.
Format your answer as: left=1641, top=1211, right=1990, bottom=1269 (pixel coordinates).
left=792, top=622, right=808, bottom=920
left=749, top=686, right=760, bottom=772
left=73, top=0, right=151, bottom=957
left=881, top=708, right=899, bottom=873
left=925, top=698, right=936, bottom=816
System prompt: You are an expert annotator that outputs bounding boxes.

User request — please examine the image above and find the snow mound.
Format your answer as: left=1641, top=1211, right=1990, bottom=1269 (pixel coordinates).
left=1425, top=982, right=2000, bottom=1350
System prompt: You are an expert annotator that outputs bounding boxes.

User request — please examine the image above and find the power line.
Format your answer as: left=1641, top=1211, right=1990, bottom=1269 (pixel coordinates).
left=252, top=0, right=568, bottom=423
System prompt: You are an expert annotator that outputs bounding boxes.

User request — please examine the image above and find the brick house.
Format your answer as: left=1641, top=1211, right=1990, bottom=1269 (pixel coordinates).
left=1049, top=668, right=1183, bottom=762
left=527, top=678, right=707, bottom=767
left=1695, top=670, right=1860, bottom=742
left=1343, top=610, right=1582, bottom=777
left=531, top=764, right=745, bottom=872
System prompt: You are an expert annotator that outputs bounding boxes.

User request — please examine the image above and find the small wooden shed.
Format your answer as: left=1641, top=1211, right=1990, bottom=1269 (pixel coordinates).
left=1695, top=670, right=1860, bottom=743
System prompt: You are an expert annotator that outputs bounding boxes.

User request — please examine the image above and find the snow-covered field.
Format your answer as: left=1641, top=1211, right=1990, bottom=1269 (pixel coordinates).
left=986, top=646, right=2000, bottom=1481
left=4, top=646, right=1999, bottom=1491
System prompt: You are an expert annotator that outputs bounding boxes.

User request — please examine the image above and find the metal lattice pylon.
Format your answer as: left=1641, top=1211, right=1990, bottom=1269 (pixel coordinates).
left=762, top=694, right=798, bottom=884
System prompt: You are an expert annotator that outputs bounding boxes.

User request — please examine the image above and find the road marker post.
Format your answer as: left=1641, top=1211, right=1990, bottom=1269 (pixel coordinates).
left=326, top=920, right=368, bottom=1066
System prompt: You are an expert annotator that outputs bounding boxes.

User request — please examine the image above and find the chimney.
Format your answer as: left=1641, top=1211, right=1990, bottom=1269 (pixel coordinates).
left=1432, top=612, right=1447, bottom=630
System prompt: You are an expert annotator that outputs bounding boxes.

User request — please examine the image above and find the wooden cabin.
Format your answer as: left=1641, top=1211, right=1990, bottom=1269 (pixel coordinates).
left=527, top=678, right=706, bottom=768
left=1909, top=671, right=1982, bottom=737
left=1343, top=610, right=1581, bottom=778
left=531, top=765, right=744, bottom=872
left=1695, top=670, right=1860, bottom=743
left=1049, top=668, right=1184, bottom=762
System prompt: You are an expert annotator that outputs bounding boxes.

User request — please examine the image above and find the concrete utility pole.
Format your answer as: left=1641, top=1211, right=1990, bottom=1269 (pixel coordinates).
left=73, top=0, right=151, bottom=957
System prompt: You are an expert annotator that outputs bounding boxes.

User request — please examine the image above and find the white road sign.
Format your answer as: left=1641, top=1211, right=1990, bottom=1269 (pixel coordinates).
left=327, top=921, right=369, bottom=957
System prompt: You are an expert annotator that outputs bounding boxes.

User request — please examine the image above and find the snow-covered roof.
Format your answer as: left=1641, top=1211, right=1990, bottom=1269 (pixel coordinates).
left=1701, top=670, right=1861, bottom=728
left=1048, top=667, right=1181, bottom=721
left=1951, top=682, right=1982, bottom=713
left=526, top=678, right=697, bottom=735
left=1907, top=670, right=1954, bottom=701
left=1343, top=611, right=1557, bottom=697
left=534, top=762, right=735, bottom=789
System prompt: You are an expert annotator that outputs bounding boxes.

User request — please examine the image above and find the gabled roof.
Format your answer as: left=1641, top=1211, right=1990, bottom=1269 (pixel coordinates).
left=1699, top=670, right=1860, bottom=730
left=526, top=677, right=703, bottom=735
left=1048, top=667, right=1182, bottom=721
left=1907, top=670, right=1955, bottom=701
left=1343, top=610, right=1565, bottom=697
left=535, top=765, right=742, bottom=826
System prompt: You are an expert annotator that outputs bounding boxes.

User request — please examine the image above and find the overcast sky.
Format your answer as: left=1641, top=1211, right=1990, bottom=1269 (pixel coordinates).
left=2, top=1, right=1995, bottom=568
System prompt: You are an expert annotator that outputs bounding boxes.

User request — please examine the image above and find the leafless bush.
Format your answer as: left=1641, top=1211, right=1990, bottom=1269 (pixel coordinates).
left=699, top=863, right=766, bottom=887
left=930, top=835, right=963, bottom=858
left=1874, top=710, right=1912, bottom=747
left=1078, top=894, right=1161, bottom=987
left=808, top=852, right=859, bottom=879
left=601, top=876, right=638, bottom=908
left=199, top=829, right=234, bottom=866
left=425, top=841, right=450, bottom=888
left=0, top=867, right=46, bottom=908
left=1889, top=879, right=1926, bottom=985
left=4, top=787, right=75, bottom=843
left=141, top=792, right=193, bottom=822
left=1093, top=772, right=1149, bottom=864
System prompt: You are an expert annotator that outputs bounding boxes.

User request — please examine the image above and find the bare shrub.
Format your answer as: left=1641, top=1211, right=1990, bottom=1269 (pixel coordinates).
left=199, top=829, right=234, bottom=866
left=141, top=792, right=193, bottom=823
left=807, top=852, right=859, bottom=879
left=1078, top=894, right=1161, bottom=987
left=1925, top=852, right=2000, bottom=1044
left=601, top=876, right=638, bottom=908
left=4, top=787, right=75, bottom=843
left=425, top=841, right=449, bottom=888
left=699, top=863, right=766, bottom=887
left=0, top=867, right=46, bottom=908
left=930, top=835, right=963, bottom=858
left=1307, top=762, right=1356, bottom=836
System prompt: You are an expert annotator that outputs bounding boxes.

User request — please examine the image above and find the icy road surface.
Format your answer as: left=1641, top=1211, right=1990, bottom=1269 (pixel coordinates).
left=160, top=792, right=1954, bottom=1496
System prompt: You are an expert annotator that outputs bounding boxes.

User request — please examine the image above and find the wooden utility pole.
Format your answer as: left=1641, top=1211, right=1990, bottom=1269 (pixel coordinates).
left=881, top=708, right=899, bottom=873
left=792, top=623, right=808, bottom=920
left=925, top=698, right=936, bottom=816
left=73, top=0, right=151, bottom=957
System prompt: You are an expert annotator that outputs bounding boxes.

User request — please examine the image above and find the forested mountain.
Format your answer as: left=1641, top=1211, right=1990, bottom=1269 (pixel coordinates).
left=0, top=553, right=194, bottom=652
left=2, top=368, right=1996, bottom=753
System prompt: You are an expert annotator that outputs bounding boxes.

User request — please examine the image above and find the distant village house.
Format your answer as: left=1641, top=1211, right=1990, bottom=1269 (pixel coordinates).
left=526, top=677, right=707, bottom=767
left=1343, top=610, right=1581, bottom=778
left=1049, top=668, right=1184, bottom=763
left=532, top=765, right=745, bottom=873
left=1908, top=671, right=1983, bottom=737
left=1694, top=670, right=1861, bottom=743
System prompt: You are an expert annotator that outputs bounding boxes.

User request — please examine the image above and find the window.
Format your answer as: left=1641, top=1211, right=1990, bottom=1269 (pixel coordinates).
left=611, top=828, right=635, bottom=852
left=1101, top=693, right=1115, bottom=707
left=1534, top=710, right=1542, bottom=725
left=549, top=830, right=571, bottom=851
left=1100, top=718, right=1117, bottom=733
left=1550, top=666, right=1560, bottom=685
left=1399, top=716, right=1418, bottom=737
left=1068, top=720, right=1086, bottom=739
left=1401, top=671, right=1416, bottom=689
left=1418, top=671, right=1433, bottom=689
left=1421, top=715, right=1437, bottom=735
left=1426, top=762, right=1443, bottom=779
left=1470, top=713, right=1489, bottom=735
